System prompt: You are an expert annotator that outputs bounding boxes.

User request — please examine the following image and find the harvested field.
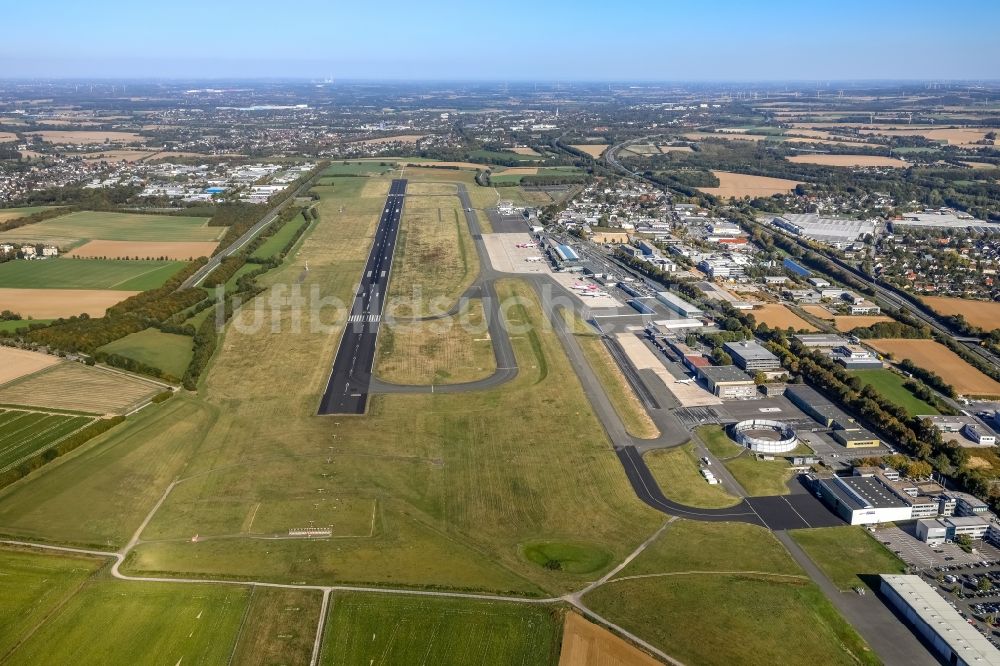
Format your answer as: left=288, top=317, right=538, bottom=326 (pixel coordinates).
left=559, top=611, right=661, bottom=666
left=0, top=362, right=163, bottom=414
left=922, top=296, right=1000, bottom=332
left=624, top=144, right=661, bottom=154
left=0, top=132, right=16, bottom=142
left=0, top=287, right=137, bottom=318
left=833, top=315, right=894, bottom=331
left=66, top=239, right=217, bottom=260
left=80, top=150, right=157, bottom=163
left=0, top=210, right=219, bottom=246
left=495, top=167, right=539, bottom=176
left=751, top=304, right=817, bottom=331
left=801, top=305, right=834, bottom=320
left=866, top=338, right=1000, bottom=397
left=785, top=138, right=882, bottom=149
left=786, top=154, right=909, bottom=168
left=698, top=171, right=801, bottom=198
left=962, top=161, right=998, bottom=169
left=0, top=347, right=61, bottom=385
left=571, top=144, right=609, bottom=158
left=351, top=134, right=424, bottom=145
left=510, top=146, right=541, bottom=156
left=658, top=145, right=693, bottom=153
left=28, top=130, right=142, bottom=144
left=856, top=127, right=999, bottom=147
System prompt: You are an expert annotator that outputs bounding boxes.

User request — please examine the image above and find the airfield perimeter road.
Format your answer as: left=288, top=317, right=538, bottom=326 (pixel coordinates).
left=317, top=178, right=407, bottom=415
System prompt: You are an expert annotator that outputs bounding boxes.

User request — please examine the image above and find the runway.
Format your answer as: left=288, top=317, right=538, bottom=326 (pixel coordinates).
left=317, top=178, right=407, bottom=415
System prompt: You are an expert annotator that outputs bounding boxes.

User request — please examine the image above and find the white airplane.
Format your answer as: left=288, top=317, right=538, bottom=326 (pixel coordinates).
left=675, top=378, right=695, bottom=384
left=525, top=257, right=543, bottom=262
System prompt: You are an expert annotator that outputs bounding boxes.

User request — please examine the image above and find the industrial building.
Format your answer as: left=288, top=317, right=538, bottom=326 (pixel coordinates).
left=880, top=574, right=1000, bottom=666
left=915, top=516, right=991, bottom=545
left=698, top=365, right=757, bottom=399
left=770, top=213, right=877, bottom=249
left=654, top=291, right=704, bottom=318
left=795, top=333, right=849, bottom=348
left=832, top=344, right=884, bottom=370
left=919, top=415, right=999, bottom=447
left=963, top=423, right=996, bottom=446
left=782, top=257, right=811, bottom=277
left=784, top=384, right=854, bottom=428
left=812, top=474, right=912, bottom=525
left=832, top=426, right=881, bottom=448
left=724, top=340, right=780, bottom=371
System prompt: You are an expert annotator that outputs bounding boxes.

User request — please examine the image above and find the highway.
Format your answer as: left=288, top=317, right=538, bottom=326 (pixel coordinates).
left=317, top=179, right=407, bottom=415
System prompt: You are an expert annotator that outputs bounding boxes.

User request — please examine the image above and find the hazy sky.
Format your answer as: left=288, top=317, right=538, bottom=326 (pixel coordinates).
left=3, top=0, right=999, bottom=80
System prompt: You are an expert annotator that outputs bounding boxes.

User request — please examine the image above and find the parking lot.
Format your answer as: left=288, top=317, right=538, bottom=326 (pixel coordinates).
left=875, top=524, right=1000, bottom=570
left=920, top=560, right=1000, bottom=651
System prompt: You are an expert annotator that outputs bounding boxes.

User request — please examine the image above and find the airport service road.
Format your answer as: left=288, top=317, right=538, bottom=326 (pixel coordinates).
left=318, top=178, right=407, bottom=415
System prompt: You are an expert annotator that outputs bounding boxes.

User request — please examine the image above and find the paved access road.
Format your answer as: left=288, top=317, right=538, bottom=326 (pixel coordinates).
left=318, top=179, right=407, bottom=414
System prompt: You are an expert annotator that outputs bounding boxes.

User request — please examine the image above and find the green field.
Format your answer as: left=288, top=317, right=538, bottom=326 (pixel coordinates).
left=0, top=319, right=51, bottom=333
left=230, top=587, right=323, bottom=666
left=0, top=258, right=186, bottom=290
left=586, top=575, right=876, bottom=666
left=791, top=526, right=907, bottom=590
left=0, top=547, right=105, bottom=657
left=851, top=369, right=940, bottom=416
left=251, top=216, right=308, bottom=259
left=320, top=594, right=560, bottom=666
left=643, top=445, right=741, bottom=509
left=0, top=409, right=95, bottom=472
left=523, top=541, right=611, bottom=574
left=490, top=167, right=585, bottom=185
left=696, top=426, right=797, bottom=496
left=322, top=161, right=398, bottom=177
left=0, top=206, right=62, bottom=224
left=98, top=327, right=194, bottom=378
left=7, top=576, right=250, bottom=664
left=0, top=210, right=220, bottom=244
left=582, top=519, right=877, bottom=666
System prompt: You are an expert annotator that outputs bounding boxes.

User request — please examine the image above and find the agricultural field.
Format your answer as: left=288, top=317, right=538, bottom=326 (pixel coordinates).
left=0, top=347, right=60, bottom=385
left=697, top=171, right=801, bottom=198
left=229, top=588, right=323, bottom=666
left=0, top=205, right=61, bottom=224
left=922, top=295, right=1000, bottom=332
left=559, top=612, right=661, bottom=666
left=0, top=288, right=136, bottom=318
left=570, top=144, right=609, bottom=158
left=98, top=328, right=194, bottom=379
left=786, top=154, right=909, bottom=168
left=751, top=303, right=817, bottom=331
left=250, top=215, right=309, bottom=260
left=6, top=576, right=250, bottom=665
left=0, top=409, right=95, bottom=473
left=791, top=526, right=906, bottom=590
left=643, top=445, right=740, bottom=508
left=66, top=239, right=218, bottom=260
left=511, top=147, right=542, bottom=156
left=850, top=369, right=940, bottom=416
left=376, top=300, right=496, bottom=385
left=866, top=338, right=1000, bottom=397
left=583, top=520, right=876, bottom=666
left=469, top=149, right=541, bottom=163
left=490, top=167, right=584, bottom=185
left=350, top=134, right=424, bottom=145
left=0, top=362, right=163, bottom=414
left=27, top=130, right=142, bottom=144
left=0, top=395, right=215, bottom=546
left=855, top=126, right=999, bottom=147
left=320, top=594, right=561, bottom=666
left=0, top=547, right=106, bottom=657
left=0, top=258, right=185, bottom=290
left=322, top=161, right=398, bottom=176
left=0, top=318, right=52, bottom=334
left=0, top=210, right=220, bottom=246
